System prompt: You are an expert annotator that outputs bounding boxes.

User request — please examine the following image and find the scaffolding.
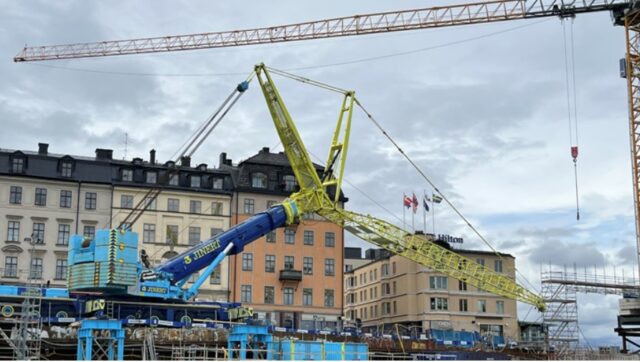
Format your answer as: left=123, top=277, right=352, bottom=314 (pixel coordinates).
left=13, top=237, right=43, bottom=360
left=541, top=265, right=640, bottom=358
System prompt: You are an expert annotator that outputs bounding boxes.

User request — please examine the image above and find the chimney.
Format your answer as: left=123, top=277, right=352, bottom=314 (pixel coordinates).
left=260, top=146, right=270, bottom=154
left=219, top=152, right=227, bottom=167
left=38, top=143, right=49, bottom=155
left=150, top=149, right=156, bottom=164
left=95, top=148, right=113, bottom=160
left=180, top=156, right=191, bottom=168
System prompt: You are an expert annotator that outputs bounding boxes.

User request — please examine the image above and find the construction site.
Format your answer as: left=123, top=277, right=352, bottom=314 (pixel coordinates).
left=3, top=0, right=640, bottom=360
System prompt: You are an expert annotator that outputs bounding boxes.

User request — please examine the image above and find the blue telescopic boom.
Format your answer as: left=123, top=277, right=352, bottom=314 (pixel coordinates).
left=156, top=201, right=298, bottom=284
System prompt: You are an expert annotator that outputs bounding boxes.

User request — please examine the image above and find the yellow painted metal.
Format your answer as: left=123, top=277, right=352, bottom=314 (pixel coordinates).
left=323, top=92, right=355, bottom=204
left=255, top=64, right=546, bottom=311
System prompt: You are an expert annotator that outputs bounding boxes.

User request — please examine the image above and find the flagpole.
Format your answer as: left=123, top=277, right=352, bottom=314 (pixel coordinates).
left=403, top=194, right=406, bottom=229
left=423, top=190, right=427, bottom=232
left=412, top=204, right=415, bottom=231
left=432, top=192, right=436, bottom=235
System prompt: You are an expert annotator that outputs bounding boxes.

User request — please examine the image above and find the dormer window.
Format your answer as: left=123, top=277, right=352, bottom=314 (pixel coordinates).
left=251, top=172, right=268, bottom=188
left=197, top=164, right=207, bottom=171
left=190, top=175, right=201, bottom=188
left=169, top=173, right=179, bottom=186
left=212, top=178, right=223, bottom=190
left=133, top=158, right=143, bottom=166
left=11, top=158, right=24, bottom=173
left=122, top=169, right=133, bottom=182
left=146, top=171, right=157, bottom=184
left=61, top=161, right=73, bottom=177
left=283, top=175, right=297, bottom=192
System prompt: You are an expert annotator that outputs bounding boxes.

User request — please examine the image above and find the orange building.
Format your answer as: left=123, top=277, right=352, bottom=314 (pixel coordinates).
left=222, top=148, right=345, bottom=331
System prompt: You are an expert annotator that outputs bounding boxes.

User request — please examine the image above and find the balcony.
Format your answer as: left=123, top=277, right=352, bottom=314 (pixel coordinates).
left=279, top=269, right=302, bottom=282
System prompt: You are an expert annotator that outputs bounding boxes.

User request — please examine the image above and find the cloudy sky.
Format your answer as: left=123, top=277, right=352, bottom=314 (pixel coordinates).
left=1, top=0, right=636, bottom=347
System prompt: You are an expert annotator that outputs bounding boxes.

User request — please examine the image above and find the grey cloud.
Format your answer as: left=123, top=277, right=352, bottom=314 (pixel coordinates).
left=527, top=239, right=606, bottom=267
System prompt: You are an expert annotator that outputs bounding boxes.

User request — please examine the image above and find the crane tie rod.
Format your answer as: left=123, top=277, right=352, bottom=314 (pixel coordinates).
left=354, top=98, right=540, bottom=294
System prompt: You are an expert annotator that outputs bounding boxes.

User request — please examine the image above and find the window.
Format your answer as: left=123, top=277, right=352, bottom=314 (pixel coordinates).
left=393, top=281, right=397, bottom=295
left=284, top=229, right=295, bottom=244
left=167, top=198, right=180, bottom=212
left=381, top=264, right=389, bottom=276
left=35, top=188, right=47, bottom=206
left=494, top=260, right=503, bottom=273
left=392, top=262, right=396, bottom=275
left=325, top=259, right=335, bottom=276
left=146, top=171, right=157, bottom=184
left=241, top=285, right=252, bottom=303
left=59, top=190, right=72, bottom=208
left=188, top=227, right=201, bottom=245
left=83, top=226, right=96, bottom=240
left=303, top=257, right=313, bottom=275
left=324, top=289, right=335, bottom=307
left=266, top=231, right=276, bottom=243
left=122, top=169, right=133, bottom=181
left=496, top=301, right=505, bottom=314
left=190, top=175, right=201, bottom=188
left=325, top=232, right=335, bottom=247
left=283, top=287, right=294, bottom=305
left=166, top=225, right=179, bottom=244
left=7, top=221, right=19, bottom=242
left=121, top=195, right=133, bottom=209
left=211, top=228, right=223, bottom=237
left=476, top=258, right=485, bottom=267
left=430, top=276, right=448, bottom=290
left=190, top=200, right=201, bottom=214
left=430, top=297, right=448, bottom=311
left=55, top=259, right=68, bottom=280
left=57, top=224, right=70, bottom=246
left=169, top=174, right=179, bottom=186
left=284, top=256, right=294, bottom=270
left=210, top=265, right=221, bottom=284
left=251, top=172, right=267, bottom=188
left=303, top=230, right=314, bottom=245
left=32, top=223, right=45, bottom=244
left=12, top=158, right=24, bottom=173
left=265, top=255, right=275, bottom=273
left=143, top=196, right=156, bottom=210
left=30, top=257, right=43, bottom=279
left=211, top=202, right=223, bottom=215
left=394, top=301, right=397, bottom=315
left=61, top=161, right=73, bottom=177
left=212, top=178, right=223, bottom=189
left=303, top=288, right=313, bottom=306
left=459, top=299, right=468, bottom=312
left=459, top=280, right=468, bottom=291
left=283, top=175, right=296, bottom=192
left=243, top=199, right=254, bottom=214
left=477, top=300, right=487, bottom=313
left=264, top=286, right=275, bottom=304
left=83, top=192, right=97, bottom=210
left=188, top=272, right=199, bottom=283
left=9, top=186, right=22, bottom=204
left=382, top=302, right=391, bottom=315
left=143, top=224, right=156, bottom=243
left=4, top=256, right=17, bottom=277
left=382, top=283, right=391, bottom=295
left=242, top=253, right=253, bottom=271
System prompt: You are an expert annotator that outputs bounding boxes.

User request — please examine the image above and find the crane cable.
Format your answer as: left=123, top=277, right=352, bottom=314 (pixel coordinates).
left=562, top=18, right=581, bottom=221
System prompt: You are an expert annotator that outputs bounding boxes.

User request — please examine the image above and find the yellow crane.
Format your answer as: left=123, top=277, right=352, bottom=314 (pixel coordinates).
left=17, top=0, right=640, bottom=311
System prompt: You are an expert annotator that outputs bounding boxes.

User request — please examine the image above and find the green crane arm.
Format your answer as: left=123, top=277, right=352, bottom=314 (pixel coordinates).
left=254, top=63, right=545, bottom=311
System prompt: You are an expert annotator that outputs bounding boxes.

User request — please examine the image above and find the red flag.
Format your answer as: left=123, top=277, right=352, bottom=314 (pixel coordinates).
left=412, top=193, right=419, bottom=214
left=403, top=194, right=412, bottom=208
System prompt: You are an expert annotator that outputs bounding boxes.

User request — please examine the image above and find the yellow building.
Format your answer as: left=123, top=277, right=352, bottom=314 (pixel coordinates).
left=344, top=245, right=518, bottom=340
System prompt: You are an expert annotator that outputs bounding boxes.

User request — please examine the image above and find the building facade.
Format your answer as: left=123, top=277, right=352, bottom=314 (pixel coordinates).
left=224, top=148, right=345, bottom=331
left=0, top=144, right=233, bottom=300
left=344, top=245, right=519, bottom=341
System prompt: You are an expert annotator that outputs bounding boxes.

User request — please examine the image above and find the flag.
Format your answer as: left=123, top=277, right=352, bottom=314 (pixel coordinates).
left=412, top=193, right=419, bottom=214
left=432, top=194, right=443, bottom=203
left=403, top=194, right=412, bottom=208
left=423, top=194, right=430, bottom=212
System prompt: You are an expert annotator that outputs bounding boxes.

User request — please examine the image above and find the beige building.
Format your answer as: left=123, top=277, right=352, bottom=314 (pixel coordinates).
left=344, top=246, right=518, bottom=340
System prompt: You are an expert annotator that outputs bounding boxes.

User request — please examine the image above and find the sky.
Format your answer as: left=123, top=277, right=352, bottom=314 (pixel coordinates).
left=1, top=0, right=636, bottom=347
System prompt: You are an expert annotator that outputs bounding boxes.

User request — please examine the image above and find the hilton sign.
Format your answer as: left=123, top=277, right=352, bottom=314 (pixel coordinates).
left=437, top=234, right=463, bottom=244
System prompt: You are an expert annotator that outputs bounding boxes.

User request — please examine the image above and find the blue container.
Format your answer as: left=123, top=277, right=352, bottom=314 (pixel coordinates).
left=279, top=339, right=368, bottom=360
